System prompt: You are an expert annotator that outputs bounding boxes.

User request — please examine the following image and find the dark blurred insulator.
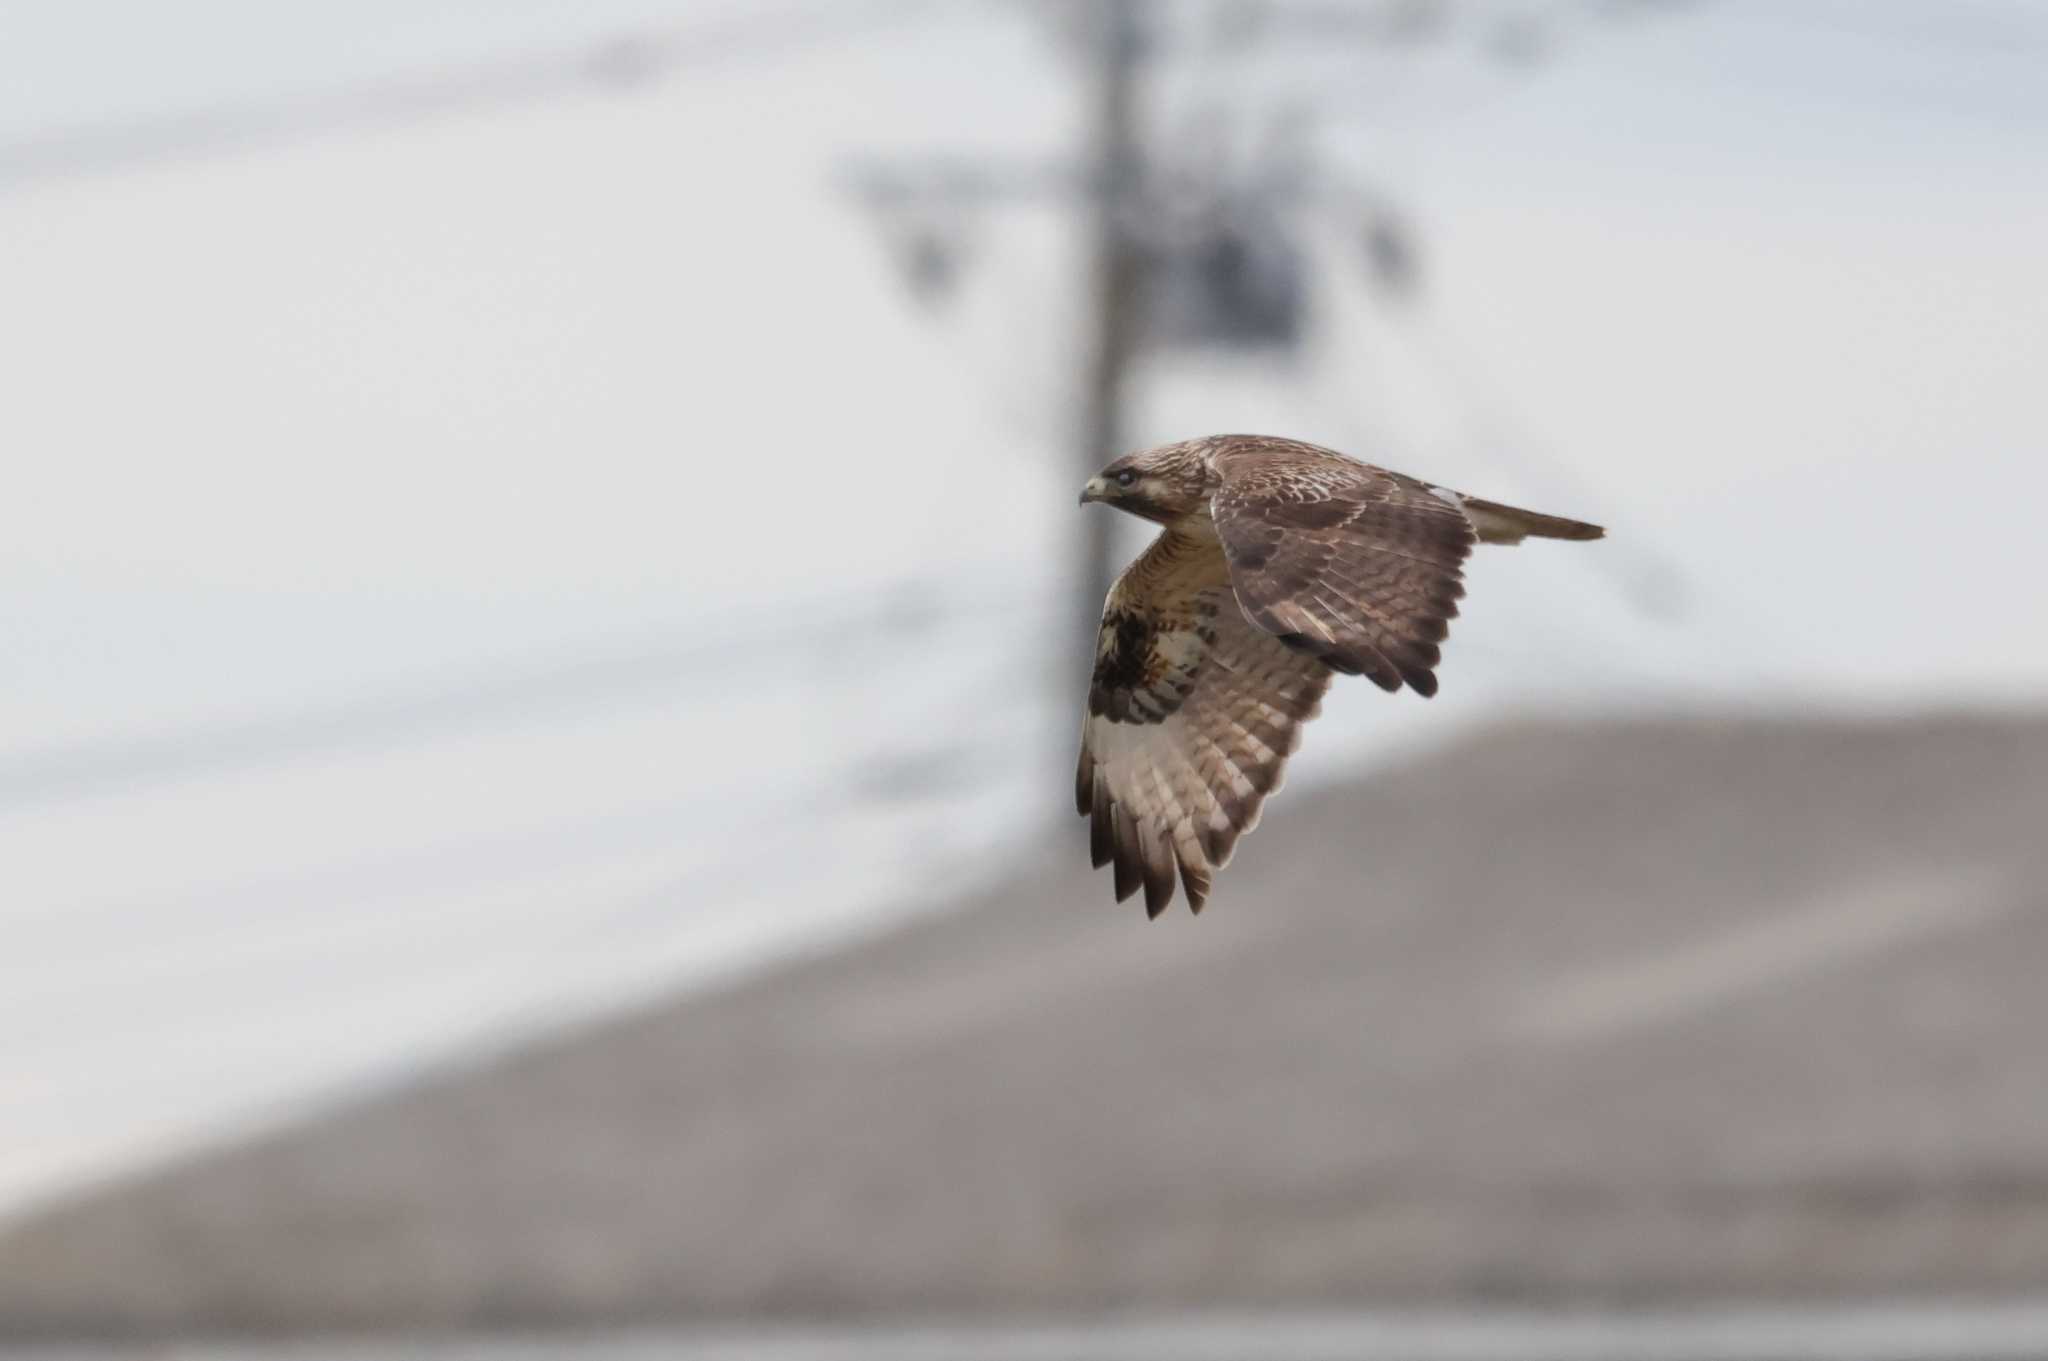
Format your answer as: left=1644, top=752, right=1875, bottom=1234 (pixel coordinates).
left=1382, top=0, right=1449, bottom=45
left=1257, top=0, right=1448, bottom=47
left=1487, top=12, right=1550, bottom=67
left=1205, top=0, right=1269, bottom=51
left=1042, top=0, right=1160, bottom=63
left=1363, top=210, right=1421, bottom=302
left=1147, top=213, right=1305, bottom=350
left=897, top=228, right=962, bottom=306
left=585, top=34, right=672, bottom=87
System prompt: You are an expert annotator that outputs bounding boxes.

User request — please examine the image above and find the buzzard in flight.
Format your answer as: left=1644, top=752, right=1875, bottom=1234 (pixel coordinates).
left=1076, top=434, right=1603, bottom=918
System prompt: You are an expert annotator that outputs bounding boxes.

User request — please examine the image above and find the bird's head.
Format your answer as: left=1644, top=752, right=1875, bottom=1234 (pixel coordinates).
left=1078, top=441, right=1215, bottom=525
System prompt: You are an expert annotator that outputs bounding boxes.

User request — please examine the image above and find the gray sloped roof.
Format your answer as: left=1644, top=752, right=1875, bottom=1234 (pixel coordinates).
left=4, top=715, right=2047, bottom=1337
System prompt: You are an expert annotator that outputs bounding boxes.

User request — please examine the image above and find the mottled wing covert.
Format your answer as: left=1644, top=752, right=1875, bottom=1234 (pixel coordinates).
left=1211, top=440, right=1473, bottom=697
left=1077, top=541, right=1332, bottom=918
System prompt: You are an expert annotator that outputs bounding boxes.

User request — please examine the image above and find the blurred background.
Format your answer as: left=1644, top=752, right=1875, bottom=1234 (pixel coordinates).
left=1, top=1, right=2046, bottom=1356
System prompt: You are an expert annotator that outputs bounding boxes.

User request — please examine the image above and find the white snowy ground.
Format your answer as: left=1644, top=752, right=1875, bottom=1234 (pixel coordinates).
left=0, top=0, right=2043, bottom=1221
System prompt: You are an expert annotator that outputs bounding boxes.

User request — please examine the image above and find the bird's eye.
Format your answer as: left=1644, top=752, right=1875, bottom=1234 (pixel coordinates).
left=1114, top=470, right=1137, bottom=488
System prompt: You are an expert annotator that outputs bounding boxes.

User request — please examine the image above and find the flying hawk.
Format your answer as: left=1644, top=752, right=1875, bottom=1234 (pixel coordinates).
left=1076, top=434, right=1603, bottom=918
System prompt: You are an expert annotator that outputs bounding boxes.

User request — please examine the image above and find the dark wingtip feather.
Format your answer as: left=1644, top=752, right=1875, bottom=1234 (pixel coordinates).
left=1140, top=845, right=1176, bottom=920
left=1278, top=631, right=1402, bottom=692
left=1357, top=657, right=1403, bottom=692
left=1174, top=842, right=1213, bottom=916
left=1114, top=860, right=1142, bottom=903
left=1111, top=806, right=1143, bottom=902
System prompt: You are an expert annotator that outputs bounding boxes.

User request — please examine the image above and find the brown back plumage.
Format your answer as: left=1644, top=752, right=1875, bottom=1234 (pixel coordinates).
left=1210, top=441, right=1473, bottom=697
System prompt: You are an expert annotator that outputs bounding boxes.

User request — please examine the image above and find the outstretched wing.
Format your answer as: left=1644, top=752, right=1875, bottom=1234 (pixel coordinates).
left=1077, top=538, right=1332, bottom=918
left=1210, top=440, right=1474, bottom=697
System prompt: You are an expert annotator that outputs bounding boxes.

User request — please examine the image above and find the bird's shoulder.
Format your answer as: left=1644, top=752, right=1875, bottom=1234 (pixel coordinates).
left=1204, top=435, right=1432, bottom=509
left=1199, top=439, right=1473, bottom=694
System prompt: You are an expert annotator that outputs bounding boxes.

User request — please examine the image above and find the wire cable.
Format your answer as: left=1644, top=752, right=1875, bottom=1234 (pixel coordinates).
left=0, top=581, right=1044, bottom=806
left=0, top=0, right=980, bottom=186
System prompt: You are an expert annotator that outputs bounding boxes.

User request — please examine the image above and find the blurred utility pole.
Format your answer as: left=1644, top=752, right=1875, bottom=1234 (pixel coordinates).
left=1071, top=0, right=1146, bottom=689
left=843, top=2, right=1175, bottom=729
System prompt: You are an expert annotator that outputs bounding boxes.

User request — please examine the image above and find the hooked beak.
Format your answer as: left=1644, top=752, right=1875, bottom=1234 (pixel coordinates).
left=1079, top=476, right=1109, bottom=506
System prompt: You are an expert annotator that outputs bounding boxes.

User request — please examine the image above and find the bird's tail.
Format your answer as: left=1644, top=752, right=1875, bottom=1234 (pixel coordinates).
left=1460, top=496, right=1605, bottom=546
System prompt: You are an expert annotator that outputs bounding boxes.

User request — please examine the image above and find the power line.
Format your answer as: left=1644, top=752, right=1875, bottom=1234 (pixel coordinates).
left=0, top=0, right=975, bottom=186
left=0, top=642, right=1051, bottom=1059
left=0, top=584, right=1039, bottom=806
left=1735, top=0, right=2048, bottom=62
